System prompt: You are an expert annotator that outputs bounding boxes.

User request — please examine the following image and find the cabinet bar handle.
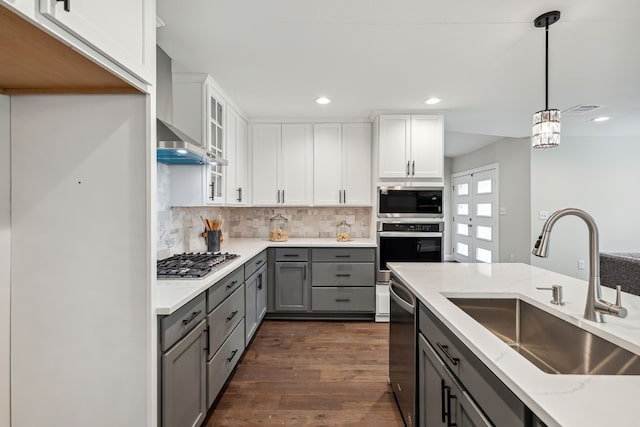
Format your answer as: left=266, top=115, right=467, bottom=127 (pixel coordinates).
left=276, top=190, right=280, bottom=203
left=283, top=254, right=299, bottom=257
left=57, top=0, right=70, bottom=12
left=226, top=349, right=238, bottom=363
left=226, top=310, right=238, bottom=321
left=226, top=280, right=238, bottom=289
left=446, top=386, right=457, bottom=427
left=406, top=161, right=410, bottom=176
left=335, top=274, right=351, bottom=277
left=282, top=190, right=285, bottom=204
left=204, top=327, right=210, bottom=353
left=338, top=189, right=342, bottom=204
left=303, top=265, right=307, bottom=280
left=343, top=190, right=346, bottom=204
left=335, top=298, right=351, bottom=302
left=412, top=160, right=415, bottom=176
left=256, top=259, right=264, bottom=265
left=335, top=255, right=351, bottom=258
left=209, top=183, right=215, bottom=200
left=182, top=310, right=201, bottom=326
left=237, top=187, right=242, bottom=202
left=436, top=342, right=460, bottom=366
left=441, top=380, right=447, bottom=422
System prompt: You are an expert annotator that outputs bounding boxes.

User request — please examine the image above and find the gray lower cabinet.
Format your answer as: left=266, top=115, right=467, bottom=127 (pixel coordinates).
left=418, top=302, right=529, bottom=426
left=161, top=319, right=207, bottom=427
left=207, top=319, right=246, bottom=408
left=418, top=333, right=491, bottom=427
left=310, top=248, right=375, bottom=313
left=274, top=260, right=310, bottom=312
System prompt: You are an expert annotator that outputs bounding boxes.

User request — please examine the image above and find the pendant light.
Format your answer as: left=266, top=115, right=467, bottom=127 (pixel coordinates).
left=532, top=11, right=561, bottom=149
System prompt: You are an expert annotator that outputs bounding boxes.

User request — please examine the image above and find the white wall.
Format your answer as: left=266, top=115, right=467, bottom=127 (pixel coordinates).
left=10, top=95, right=150, bottom=427
left=451, top=137, right=531, bottom=263
left=0, top=95, right=10, bottom=427
left=443, top=157, right=453, bottom=260
left=530, top=135, right=640, bottom=279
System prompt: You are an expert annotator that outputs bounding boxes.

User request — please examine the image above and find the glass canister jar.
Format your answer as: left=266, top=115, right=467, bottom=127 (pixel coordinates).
left=336, top=220, right=351, bottom=242
left=269, top=214, right=289, bottom=241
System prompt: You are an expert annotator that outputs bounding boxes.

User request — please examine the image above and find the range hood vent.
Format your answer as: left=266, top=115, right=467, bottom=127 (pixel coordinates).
left=157, top=119, right=227, bottom=165
left=155, top=46, right=227, bottom=166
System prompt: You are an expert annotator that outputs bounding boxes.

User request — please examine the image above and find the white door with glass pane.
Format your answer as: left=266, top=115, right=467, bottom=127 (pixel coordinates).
left=452, top=167, right=498, bottom=263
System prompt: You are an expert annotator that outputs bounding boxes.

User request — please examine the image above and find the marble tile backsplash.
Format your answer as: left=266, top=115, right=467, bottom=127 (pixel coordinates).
left=158, top=205, right=372, bottom=257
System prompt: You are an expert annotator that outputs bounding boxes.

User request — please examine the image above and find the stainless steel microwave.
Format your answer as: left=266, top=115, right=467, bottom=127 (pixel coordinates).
left=377, top=186, right=444, bottom=218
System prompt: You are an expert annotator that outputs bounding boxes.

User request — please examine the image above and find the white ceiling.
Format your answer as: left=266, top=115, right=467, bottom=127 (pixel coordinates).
left=157, top=0, right=640, bottom=157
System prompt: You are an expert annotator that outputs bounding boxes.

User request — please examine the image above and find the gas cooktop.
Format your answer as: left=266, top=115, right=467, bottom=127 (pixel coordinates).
left=157, top=252, right=239, bottom=279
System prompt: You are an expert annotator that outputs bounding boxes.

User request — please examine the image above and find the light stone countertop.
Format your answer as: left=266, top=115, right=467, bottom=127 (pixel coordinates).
left=155, top=237, right=376, bottom=315
left=388, top=262, right=640, bottom=427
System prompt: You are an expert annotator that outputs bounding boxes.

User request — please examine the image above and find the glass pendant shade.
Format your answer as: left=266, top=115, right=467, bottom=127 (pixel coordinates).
left=532, top=109, right=561, bottom=148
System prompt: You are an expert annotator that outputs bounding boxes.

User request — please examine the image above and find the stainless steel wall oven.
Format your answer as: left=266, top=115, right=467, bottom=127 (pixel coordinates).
left=376, top=221, right=444, bottom=284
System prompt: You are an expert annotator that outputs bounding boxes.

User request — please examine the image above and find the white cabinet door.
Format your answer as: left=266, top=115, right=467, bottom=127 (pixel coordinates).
left=280, top=124, right=313, bottom=206
left=39, top=0, right=153, bottom=84
left=378, top=115, right=410, bottom=179
left=410, top=115, right=443, bottom=179
left=225, top=107, right=248, bottom=205
left=313, top=124, right=342, bottom=206
left=251, top=124, right=280, bottom=205
left=342, top=123, right=372, bottom=205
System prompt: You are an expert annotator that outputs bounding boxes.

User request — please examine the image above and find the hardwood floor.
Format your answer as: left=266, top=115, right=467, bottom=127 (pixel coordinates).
left=205, top=320, right=404, bottom=426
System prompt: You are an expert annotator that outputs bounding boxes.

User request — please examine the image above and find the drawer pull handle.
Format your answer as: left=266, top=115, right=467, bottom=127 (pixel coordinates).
left=56, top=0, right=70, bottom=12
left=335, top=274, right=351, bottom=277
left=227, top=349, right=238, bottom=363
left=283, top=254, right=299, bottom=257
left=226, top=310, right=238, bottom=321
left=182, top=310, right=201, bottom=326
left=204, top=327, right=210, bottom=353
left=335, top=255, right=351, bottom=258
left=335, top=298, right=351, bottom=302
left=440, top=379, right=447, bottom=422
left=256, top=259, right=264, bottom=265
left=436, top=342, right=460, bottom=366
left=226, top=280, right=238, bottom=289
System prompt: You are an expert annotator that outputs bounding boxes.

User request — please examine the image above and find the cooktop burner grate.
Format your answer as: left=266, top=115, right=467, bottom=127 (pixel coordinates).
left=157, top=252, right=239, bottom=279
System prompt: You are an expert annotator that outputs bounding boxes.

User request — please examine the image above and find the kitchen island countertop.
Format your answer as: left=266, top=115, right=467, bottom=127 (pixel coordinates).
left=388, top=262, right=640, bottom=427
left=155, top=238, right=376, bottom=315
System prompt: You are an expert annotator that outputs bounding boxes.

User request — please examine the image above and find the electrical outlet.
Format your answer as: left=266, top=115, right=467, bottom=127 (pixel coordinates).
left=252, top=218, right=260, bottom=228
left=346, top=215, right=356, bottom=225
left=578, top=259, right=585, bottom=270
left=539, top=210, right=549, bottom=220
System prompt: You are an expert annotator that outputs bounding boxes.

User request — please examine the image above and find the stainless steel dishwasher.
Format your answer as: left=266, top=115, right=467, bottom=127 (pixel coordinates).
left=389, top=274, right=416, bottom=427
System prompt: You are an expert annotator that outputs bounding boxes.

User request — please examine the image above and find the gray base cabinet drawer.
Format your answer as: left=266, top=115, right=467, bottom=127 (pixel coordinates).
left=207, top=284, right=245, bottom=357
left=312, top=287, right=375, bottom=312
left=312, top=262, right=374, bottom=287
left=161, top=294, right=206, bottom=352
left=207, top=319, right=245, bottom=407
left=275, top=248, right=309, bottom=261
left=311, top=247, right=375, bottom=262
left=245, top=250, right=267, bottom=279
left=207, top=267, right=244, bottom=312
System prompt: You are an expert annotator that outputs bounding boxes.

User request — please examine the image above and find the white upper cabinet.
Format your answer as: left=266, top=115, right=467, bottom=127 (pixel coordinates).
left=378, top=114, right=444, bottom=183
left=36, top=0, right=154, bottom=87
left=314, top=123, right=371, bottom=206
left=251, top=123, right=313, bottom=206
left=225, top=106, right=248, bottom=205
left=170, top=74, right=228, bottom=205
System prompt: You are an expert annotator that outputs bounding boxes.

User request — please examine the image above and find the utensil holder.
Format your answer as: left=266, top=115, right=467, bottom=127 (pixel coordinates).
left=206, top=230, right=221, bottom=253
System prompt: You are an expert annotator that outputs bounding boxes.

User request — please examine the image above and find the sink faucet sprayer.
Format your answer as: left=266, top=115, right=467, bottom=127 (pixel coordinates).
left=532, top=208, right=627, bottom=323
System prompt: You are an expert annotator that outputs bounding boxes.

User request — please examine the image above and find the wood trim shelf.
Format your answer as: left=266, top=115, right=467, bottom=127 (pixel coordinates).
left=0, top=5, right=140, bottom=94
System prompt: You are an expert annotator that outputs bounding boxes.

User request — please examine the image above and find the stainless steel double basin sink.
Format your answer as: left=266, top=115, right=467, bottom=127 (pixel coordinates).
left=448, top=297, right=640, bottom=375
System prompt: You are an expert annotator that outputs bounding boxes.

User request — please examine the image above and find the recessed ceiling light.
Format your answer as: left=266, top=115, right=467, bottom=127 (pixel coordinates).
left=316, top=97, right=331, bottom=105
left=591, top=116, right=611, bottom=122
left=424, top=97, right=441, bottom=105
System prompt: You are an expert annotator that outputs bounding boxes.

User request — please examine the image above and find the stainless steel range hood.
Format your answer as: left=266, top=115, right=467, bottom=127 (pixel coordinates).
left=156, top=47, right=227, bottom=166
